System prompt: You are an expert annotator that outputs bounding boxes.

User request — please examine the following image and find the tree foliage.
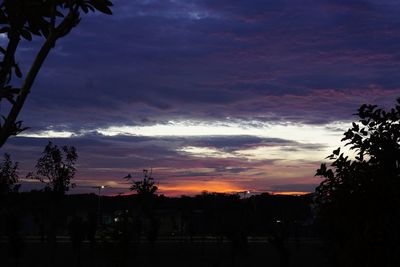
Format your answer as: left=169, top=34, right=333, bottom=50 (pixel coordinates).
left=28, top=141, right=78, bottom=195
left=0, top=0, right=113, bottom=147
left=126, top=169, right=158, bottom=196
left=0, top=153, right=19, bottom=196
left=315, top=98, right=400, bottom=266
left=316, top=98, right=400, bottom=203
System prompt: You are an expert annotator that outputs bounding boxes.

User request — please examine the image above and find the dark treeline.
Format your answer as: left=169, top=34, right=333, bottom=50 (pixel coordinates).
left=0, top=191, right=320, bottom=267
left=1, top=191, right=315, bottom=240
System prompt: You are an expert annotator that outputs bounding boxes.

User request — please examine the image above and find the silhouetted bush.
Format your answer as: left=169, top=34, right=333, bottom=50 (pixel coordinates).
left=315, top=98, right=400, bottom=267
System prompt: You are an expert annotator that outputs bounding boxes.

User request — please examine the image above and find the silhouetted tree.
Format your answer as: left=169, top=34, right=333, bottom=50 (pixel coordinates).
left=27, top=141, right=78, bottom=255
left=0, top=153, right=20, bottom=226
left=125, top=170, right=159, bottom=249
left=0, top=153, right=19, bottom=197
left=315, top=98, right=400, bottom=267
left=0, top=153, right=22, bottom=267
left=0, top=0, right=113, bottom=147
left=28, top=141, right=78, bottom=195
left=126, top=169, right=158, bottom=197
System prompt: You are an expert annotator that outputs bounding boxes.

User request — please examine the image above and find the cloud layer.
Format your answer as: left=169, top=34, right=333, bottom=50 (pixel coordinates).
left=2, top=0, right=400, bottom=195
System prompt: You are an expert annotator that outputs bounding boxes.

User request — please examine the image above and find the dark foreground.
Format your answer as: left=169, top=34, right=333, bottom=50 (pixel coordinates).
left=0, top=237, right=329, bottom=267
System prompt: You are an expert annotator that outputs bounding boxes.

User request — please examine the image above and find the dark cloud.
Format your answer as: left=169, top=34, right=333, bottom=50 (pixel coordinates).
left=8, top=0, right=398, bottom=132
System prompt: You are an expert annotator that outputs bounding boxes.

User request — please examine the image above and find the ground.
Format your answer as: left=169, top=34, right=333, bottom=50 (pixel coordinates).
left=0, top=237, right=329, bottom=267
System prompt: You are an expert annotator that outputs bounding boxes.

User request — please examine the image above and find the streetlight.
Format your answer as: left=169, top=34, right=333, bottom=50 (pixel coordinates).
left=92, top=185, right=109, bottom=225
left=239, top=190, right=251, bottom=199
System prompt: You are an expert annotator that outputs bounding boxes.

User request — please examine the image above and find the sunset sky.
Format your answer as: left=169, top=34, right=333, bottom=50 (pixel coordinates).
left=2, top=0, right=400, bottom=196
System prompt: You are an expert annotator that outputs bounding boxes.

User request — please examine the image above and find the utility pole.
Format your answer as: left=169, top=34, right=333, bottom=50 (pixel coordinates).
left=93, top=185, right=107, bottom=225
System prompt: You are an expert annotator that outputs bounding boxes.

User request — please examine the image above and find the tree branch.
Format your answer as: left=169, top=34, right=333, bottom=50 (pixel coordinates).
left=0, top=29, right=20, bottom=88
left=0, top=8, right=79, bottom=147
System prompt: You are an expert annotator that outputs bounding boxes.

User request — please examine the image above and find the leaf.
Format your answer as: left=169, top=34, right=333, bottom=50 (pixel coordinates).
left=89, top=0, right=113, bottom=15
left=333, top=147, right=340, bottom=155
left=326, top=169, right=334, bottom=179
left=352, top=122, right=359, bottom=132
left=316, top=163, right=327, bottom=176
left=20, top=29, right=33, bottom=41
left=360, top=128, right=368, bottom=136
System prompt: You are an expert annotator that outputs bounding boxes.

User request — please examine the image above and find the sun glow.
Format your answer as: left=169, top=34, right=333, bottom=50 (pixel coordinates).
left=158, top=180, right=245, bottom=196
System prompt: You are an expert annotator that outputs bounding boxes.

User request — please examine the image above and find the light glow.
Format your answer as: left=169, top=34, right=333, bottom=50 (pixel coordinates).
left=178, top=146, right=232, bottom=158
left=96, top=120, right=349, bottom=148
left=19, top=130, right=75, bottom=138
left=158, top=180, right=245, bottom=196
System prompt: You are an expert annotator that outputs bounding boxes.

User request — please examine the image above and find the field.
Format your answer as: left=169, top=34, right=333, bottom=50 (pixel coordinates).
left=0, top=237, right=330, bottom=267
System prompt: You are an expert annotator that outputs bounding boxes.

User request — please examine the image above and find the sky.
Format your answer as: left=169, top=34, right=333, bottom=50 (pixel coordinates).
left=2, top=0, right=400, bottom=196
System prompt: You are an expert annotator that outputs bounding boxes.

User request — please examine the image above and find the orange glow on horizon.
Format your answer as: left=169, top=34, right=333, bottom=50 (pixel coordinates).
left=271, top=191, right=310, bottom=196
left=108, top=189, right=311, bottom=197
left=158, top=180, right=245, bottom=196
left=76, top=177, right=312, bottom=197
